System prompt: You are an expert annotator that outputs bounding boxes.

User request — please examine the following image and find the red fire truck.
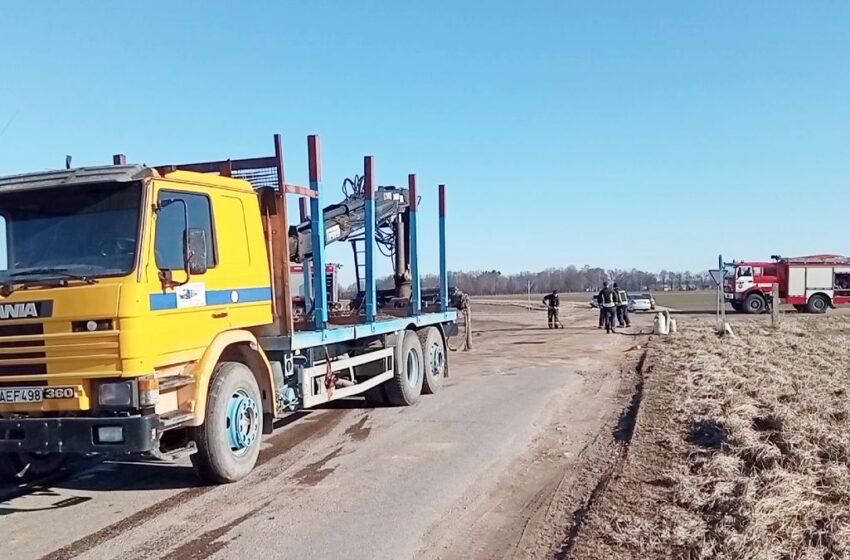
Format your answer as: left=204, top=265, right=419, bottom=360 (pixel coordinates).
left=724, top=254, right=850, bottom=314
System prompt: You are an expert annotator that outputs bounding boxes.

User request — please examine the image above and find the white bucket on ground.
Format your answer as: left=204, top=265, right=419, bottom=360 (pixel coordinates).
left=654, top=312, right=668, bottom=335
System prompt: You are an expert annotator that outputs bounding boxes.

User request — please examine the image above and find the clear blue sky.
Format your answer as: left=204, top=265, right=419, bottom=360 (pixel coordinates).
left=2, top=2, right=849, bottom=281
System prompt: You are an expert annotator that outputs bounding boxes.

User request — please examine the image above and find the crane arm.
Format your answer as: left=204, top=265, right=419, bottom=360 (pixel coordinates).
left=288, top=185, right=408, bottom=262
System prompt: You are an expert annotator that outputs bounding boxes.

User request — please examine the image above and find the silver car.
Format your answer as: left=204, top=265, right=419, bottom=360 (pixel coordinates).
left=628, top=293, right=653, bottom=312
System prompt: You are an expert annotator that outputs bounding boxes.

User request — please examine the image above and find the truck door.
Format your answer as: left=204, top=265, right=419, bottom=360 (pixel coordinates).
left=735, top=265, right=754, bottom=293
left=145, top=184, right=270, bottom=367
left=146, top=187, right=222, bottom=364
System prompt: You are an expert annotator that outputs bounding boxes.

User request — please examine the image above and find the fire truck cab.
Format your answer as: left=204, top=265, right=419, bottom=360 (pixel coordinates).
left=724, top=261, right=779, bottom=313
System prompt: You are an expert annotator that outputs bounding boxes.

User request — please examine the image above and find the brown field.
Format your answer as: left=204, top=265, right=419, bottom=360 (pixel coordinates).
left=570, top=314, right=850, bottom=559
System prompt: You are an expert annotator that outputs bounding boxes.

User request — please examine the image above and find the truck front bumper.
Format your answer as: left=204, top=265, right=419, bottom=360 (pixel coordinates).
left=0, top=414, right=159, bottom=455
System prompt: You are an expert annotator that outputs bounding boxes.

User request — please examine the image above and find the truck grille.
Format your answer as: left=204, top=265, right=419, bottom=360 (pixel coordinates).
left=0, top=324, right=46, bottom=376
left=0, top=323, right=121, bottom=378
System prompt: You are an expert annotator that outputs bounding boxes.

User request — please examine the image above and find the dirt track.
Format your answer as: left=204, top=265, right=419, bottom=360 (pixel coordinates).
left=0, top=302, right=649, bottom=560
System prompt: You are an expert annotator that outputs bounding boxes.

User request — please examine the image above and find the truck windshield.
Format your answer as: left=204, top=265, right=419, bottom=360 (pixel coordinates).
left=0, top=181, right=142, bottom=282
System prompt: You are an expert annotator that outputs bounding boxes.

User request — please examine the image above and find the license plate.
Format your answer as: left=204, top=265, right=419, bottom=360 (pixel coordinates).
left=0, top=387, right=43, bottom=404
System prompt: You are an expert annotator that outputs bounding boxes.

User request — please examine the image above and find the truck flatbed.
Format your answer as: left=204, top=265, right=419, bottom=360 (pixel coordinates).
left=261, top=310, right=457, bottom=351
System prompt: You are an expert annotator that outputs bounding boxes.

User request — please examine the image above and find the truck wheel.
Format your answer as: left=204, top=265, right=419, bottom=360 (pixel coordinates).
left=418, top=327, right=446, bottom=395
left=385, top=330, right=424, bottom=406
left=191, top=362, right=263, bottom=484
left=807, top=294, right=829, bottom=314
left=744, top=293, right=766, bottom=314
left=0, top=452, right=65, bottom=482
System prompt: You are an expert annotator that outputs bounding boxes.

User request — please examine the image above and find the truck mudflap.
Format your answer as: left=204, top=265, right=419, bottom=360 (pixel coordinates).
left=0, top=414, right=159, bottom=455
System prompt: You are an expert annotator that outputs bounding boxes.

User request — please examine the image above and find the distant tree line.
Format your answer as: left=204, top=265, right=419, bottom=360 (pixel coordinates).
left=342, top=266, right=712, bottom=297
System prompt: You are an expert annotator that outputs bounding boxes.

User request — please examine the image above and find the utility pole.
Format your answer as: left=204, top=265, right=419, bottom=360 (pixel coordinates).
left=771, top=283, right=780, bottom=329
left=527, top=280, right=533, bottom=311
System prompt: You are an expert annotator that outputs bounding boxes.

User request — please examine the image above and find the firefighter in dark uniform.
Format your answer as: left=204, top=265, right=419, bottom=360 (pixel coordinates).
left=597, top=282, right=618, bottom=333
left=597, top=292, right=605, bottom=328
left=614, top=282, right=631, bottom=328
left=542, top=290, right=563, bottom=329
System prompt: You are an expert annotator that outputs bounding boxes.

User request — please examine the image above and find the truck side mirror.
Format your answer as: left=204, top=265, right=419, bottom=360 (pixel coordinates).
left=185, top=228, right=208, bottom=275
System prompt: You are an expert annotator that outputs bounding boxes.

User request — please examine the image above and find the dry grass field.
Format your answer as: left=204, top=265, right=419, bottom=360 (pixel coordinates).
left=571, top=315, right=850, bottom=559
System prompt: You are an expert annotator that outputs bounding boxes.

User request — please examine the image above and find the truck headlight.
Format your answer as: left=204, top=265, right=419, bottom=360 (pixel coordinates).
left=98, top=381, right=134, bottom=407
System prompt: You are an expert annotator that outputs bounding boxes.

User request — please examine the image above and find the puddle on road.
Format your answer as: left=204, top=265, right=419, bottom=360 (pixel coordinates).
left=344, top=415, right=372, bottom=442
left=293, top=447, right=344, bottom=486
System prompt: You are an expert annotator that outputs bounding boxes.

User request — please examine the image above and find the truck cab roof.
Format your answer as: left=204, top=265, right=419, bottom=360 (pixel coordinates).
left=0, top=164, right=259, bottom=195
left=0, top=165, right=153, bottom=193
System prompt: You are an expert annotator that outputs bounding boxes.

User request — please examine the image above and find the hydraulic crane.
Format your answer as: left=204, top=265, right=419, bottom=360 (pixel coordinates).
left=288, top=175, right=415, bottom=302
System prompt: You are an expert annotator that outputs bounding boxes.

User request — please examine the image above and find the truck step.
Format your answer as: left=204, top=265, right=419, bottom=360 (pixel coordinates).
left=139, top=441, right=197, bottom=463
left=158, top=375, right=195, bottom=391
left=158, top=411, right=196, bottom=430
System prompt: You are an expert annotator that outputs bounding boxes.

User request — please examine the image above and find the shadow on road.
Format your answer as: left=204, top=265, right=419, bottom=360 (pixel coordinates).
left=0, top=407, right=359, bottom=516
left=0, top=461, right=207, bottom=516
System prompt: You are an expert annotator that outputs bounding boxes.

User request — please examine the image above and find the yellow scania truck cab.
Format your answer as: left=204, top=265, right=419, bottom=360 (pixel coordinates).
left=0, top=134, right=460, bottom=484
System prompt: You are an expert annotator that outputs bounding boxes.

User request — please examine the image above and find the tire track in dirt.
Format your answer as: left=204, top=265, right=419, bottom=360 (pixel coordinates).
left=429, top=348, right=641, bottom=560
left=41, top=484, right=214, bottom=560
left=40, top=408, right=352, bottom=560
left=506, top=366, right=623, bottom=559
left=554, top=350, right=648, bottom=560
left=160, top=500, right=273, bottom=560
left=123, top=409, right=355, bottom=560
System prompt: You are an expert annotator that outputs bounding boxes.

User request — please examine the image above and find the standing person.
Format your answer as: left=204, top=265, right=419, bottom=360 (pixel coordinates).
left=597, top=292, right=605, bottom=329
left=542, top=290, right=563, bottom=329
left=597, top=281, right=618, bottom=333
left=614, top=282, right=631, bottom=328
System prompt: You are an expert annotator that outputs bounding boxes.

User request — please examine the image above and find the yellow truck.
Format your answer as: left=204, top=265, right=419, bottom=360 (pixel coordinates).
left=0, top=134, right=459, bottom=483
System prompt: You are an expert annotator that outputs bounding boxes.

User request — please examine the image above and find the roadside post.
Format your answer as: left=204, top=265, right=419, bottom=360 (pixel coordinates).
left=710, top=255, right=733, bottom=337
left=771, top=283, right=781, bottom=329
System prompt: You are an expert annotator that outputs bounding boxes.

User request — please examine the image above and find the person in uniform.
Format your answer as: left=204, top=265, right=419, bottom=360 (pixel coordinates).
left=597, top=282, right=618, bottom=333
left=542, top=290, right=563, bottom=329
left=613, top=282, right=631, bottom=328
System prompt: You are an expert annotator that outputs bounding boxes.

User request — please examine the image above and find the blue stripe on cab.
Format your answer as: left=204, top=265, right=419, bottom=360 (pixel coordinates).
left=148, top=286, right=272, bottom=311
left=150, top=293, right=177, bottom=310
left=206, top=287, right=272, bottom=305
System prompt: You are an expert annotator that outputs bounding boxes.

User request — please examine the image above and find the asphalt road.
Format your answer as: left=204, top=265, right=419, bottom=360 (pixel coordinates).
left=0, top=304, right=644, bottom=560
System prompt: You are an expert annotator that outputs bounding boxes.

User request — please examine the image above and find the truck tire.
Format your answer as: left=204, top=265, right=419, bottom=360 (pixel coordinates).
left=744, top=293, right=766, bottom=314
left=418, top=327, right=447, bottom=395
left=191, top=362, right=263, bottom=484
left=807, top=294, right=829, bottom=314
left=385, top=330, right=424, bottom=406
left=0, top=452, right=65, bottom=482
